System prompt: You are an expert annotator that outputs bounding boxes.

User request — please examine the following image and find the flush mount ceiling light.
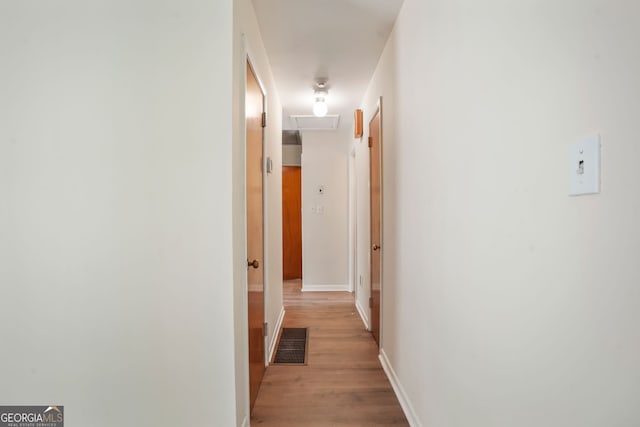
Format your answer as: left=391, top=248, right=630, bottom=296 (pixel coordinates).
left=312, top=82, right=329, bottom=117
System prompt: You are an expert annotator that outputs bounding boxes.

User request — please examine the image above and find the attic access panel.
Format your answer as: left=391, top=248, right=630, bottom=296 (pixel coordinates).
left=289, top=114, right=340, bottom=130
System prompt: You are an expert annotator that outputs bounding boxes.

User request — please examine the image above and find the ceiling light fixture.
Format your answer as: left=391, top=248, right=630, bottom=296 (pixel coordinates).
left=312, top=82, right=328, bottom=117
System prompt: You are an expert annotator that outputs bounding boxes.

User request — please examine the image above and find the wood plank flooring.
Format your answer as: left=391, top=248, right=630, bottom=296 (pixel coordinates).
left=251, top=280, right=409, bottom=426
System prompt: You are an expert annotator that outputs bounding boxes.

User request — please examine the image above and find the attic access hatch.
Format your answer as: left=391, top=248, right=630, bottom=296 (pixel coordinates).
left=289, top=115, right=340, bottom=130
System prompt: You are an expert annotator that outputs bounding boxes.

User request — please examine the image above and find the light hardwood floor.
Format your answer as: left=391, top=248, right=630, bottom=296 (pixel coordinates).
left=251, top=280, right=409, bottom=426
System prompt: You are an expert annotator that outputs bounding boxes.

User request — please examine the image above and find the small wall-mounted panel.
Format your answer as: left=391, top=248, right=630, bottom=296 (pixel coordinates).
left=569, top=136, right=601, bottom=196
left=354, top=109, right=363, bottom=138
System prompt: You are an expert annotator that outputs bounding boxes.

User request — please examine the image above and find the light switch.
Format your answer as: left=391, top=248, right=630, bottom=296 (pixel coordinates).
left=569, top=136, right=601, bottom=196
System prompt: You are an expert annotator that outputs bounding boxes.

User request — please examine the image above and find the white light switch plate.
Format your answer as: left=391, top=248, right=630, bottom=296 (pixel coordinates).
left=569, top=136, right=601, bottom=196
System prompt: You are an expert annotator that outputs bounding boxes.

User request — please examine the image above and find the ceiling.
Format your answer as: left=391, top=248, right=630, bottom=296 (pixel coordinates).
left=252, top=0, right=404, bottom=130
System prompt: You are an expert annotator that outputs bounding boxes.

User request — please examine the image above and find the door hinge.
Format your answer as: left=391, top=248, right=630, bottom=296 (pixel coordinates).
left=261, top=112, right=267, bottom=128
left=263, top=321, right=268, bottom=337
left=368, top=136, right=373, bottom=148
left=369, top=297, right=373, bottom=308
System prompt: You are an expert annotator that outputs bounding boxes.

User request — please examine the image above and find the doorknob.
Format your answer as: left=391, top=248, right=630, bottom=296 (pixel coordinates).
left=372, top=244, right=381, bottom=251
left=248, top=259, right=260, bottom=269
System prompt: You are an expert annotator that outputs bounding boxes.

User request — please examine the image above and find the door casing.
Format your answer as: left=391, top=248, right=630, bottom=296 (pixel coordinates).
left=369, top=98, right=383, bottom=347
left=245, top=57, right=267, bottom=411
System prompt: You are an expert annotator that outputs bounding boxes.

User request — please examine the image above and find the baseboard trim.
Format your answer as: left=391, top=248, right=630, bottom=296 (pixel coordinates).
left=379, top=349, right=421, bottom=427
left=355, top=299, right=370, bottom=330
left=301, top=283, right=350, bottom=292
left=267, top=306, right=286, bottom=363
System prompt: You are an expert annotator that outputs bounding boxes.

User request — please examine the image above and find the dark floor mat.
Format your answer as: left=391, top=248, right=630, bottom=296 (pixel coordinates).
left=273, top=328, right=308, bottom=364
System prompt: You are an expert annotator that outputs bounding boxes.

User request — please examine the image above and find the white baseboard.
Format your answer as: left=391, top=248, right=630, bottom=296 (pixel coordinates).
left=240, top=415, right=249, bottom=427
left=267, top=306, right=286, bottom=363
left=355, top=298, right=370, bottom=330
left=379, top=349, right=421, bottom=427
left=301, top=283, right=350, bottom=292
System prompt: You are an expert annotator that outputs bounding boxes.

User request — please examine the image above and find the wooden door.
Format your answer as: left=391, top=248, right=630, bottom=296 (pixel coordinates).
left=369, top=107, right=382, bottom=346
left=282, top=166, right=302, bottom=279
left=246, top=60, right=265, bottom=410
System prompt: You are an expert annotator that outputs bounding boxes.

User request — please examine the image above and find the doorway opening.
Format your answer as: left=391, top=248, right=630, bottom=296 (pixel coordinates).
left=282, top=131, right=303, bottom=281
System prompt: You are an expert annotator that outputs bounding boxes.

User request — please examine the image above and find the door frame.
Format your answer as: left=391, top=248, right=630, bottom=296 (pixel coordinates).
left=246, top=50, right=269, bottom=365
left=348, top=145, right=357, bottom=293
left=368, top=97, right=384, bottom=347
left=241, top=36, right=270, bottom=417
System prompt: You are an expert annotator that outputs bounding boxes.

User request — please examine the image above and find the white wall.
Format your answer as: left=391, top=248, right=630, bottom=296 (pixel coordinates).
left=0, top=1, right=238, bottom=426
left=301, top=129, right=351, bottom=291
left=282, top=144, right=302, bottom=166
left=360, top=0, right=640, bottom=425
left=355, top=49, right=396, bottom=328
left=232, top=0, right=284, bottom=424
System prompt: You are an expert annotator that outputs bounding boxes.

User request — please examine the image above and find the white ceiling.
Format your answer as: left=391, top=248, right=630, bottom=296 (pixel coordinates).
left=251, top=0, right=404, bottom=130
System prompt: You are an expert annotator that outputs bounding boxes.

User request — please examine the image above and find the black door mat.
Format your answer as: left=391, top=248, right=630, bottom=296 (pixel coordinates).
left=272, top=327, right=308, bottom=365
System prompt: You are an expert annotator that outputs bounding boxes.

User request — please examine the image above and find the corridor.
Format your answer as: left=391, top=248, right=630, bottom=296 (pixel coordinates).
left=251, top=281, right=409, bottom=426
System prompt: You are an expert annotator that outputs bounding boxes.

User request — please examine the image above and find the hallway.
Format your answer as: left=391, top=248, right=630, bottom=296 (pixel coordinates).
left=251, top=281, right=409, bottom=426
